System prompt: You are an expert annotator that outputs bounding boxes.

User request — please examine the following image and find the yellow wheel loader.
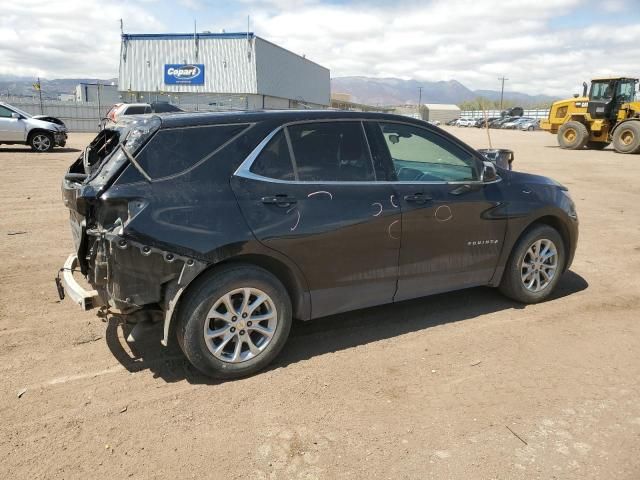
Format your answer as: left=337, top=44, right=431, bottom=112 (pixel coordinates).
left=541, top=77, right=640, bottom=153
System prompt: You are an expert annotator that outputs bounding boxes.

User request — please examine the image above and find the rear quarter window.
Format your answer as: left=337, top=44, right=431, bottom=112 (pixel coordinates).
left=135, top=124, right=249, bottom=179
left=124, top=106, right=148, bottom=115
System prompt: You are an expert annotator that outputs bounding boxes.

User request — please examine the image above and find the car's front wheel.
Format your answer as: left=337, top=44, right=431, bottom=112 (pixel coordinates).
left=177, top=264, right=292, bottom=379
left=29, top=132, right=54, bottom=152
left=499, top=225, right=565, bottom=303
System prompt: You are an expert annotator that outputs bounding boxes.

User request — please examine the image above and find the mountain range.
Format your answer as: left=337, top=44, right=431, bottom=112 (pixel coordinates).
left=0, top=75, right=117, bottom=98
left=330, top=76, right=560, bottom=107
left=0, top=74, right=559, bottom=107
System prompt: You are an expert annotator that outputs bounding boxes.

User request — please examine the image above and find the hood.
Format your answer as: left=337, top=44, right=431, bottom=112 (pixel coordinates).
left=508, top=169, right=567, bottom=190
left=33, top=115, right=66, bottom=129
left=26, top=116, right=65, bottom=132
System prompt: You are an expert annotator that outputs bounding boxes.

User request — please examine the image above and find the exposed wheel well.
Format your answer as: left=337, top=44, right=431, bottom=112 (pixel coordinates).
left=181, top=253, right=307, bottom=318
left=164, top=253, right=309, bottom=347
left=216, top=254, right=307, bottom=319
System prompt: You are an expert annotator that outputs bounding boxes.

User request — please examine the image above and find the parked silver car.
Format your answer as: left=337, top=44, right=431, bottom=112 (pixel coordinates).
left=0, top=102, right=67, bottom=152
left=520, top=119, right=540, bottom=131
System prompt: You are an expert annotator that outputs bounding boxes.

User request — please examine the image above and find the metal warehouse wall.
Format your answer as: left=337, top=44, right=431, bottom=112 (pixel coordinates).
left=119, top=36, right=257, bottom=94
left=425, top=109, right=460, bottom=123
left=254, top=38, right=330, bottom=106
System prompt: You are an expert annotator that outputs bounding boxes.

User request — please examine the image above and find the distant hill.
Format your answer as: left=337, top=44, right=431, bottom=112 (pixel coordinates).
left=0, top=75, right=117, bottom=99
left=331, top=76, right=559, bottom=107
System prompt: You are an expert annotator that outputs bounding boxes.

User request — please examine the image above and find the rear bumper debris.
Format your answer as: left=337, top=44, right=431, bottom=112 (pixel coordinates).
left=59, top=254, right=104, bottom=310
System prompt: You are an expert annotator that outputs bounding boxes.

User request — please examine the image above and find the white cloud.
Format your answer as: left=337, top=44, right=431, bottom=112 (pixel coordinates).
left=249, top=0, right=639, bottom=95
left=0, top=0, right=164, bottom=78
left=2, top=0, right=639, bottom=96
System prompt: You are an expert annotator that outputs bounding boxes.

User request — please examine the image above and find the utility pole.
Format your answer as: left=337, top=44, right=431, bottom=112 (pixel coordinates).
left=417, top=86, right=423, bottom=119
left=498, top=76, right=509, bottom=111
left=36, top=77, right=44, bottom=114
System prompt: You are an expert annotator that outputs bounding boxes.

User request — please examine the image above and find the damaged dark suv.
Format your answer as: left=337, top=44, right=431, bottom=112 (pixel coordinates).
left=59, top=110, right=578, bottom=379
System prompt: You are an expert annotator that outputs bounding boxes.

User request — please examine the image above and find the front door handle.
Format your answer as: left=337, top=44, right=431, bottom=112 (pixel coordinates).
left=404, top=193, right=432, bottom=204
left=261, top=195, right=297, bottom=208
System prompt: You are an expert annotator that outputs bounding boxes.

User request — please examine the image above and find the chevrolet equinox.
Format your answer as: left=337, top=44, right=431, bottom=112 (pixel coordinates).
left=59, top=111, right=579, bottom=379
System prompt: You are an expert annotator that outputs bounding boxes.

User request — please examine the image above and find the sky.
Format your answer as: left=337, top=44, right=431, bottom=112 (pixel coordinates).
left=1, top=0, right=640, bottom=96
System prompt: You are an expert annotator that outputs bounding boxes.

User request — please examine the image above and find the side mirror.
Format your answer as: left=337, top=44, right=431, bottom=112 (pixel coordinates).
left=11, top=112, right=21, bottom=119
left=477, top=148, right=514, bottom=171
left=481, top=161, right=498, bottom=183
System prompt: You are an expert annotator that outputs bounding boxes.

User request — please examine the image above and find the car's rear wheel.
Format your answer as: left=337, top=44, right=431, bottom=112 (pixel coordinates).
left=499, top=225, right=565, bottom=303
left=177, top=264, right=292, bottom=379
left=29, top=132, right=54, bottom=152
left=557, top=121, right=589, bottom=150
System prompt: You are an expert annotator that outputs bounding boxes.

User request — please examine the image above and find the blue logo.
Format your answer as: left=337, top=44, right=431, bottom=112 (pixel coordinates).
left=164, top=64, right=205, bottom=85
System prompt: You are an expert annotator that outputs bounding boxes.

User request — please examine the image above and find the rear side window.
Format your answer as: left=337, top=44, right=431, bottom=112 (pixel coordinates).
left=250, top=131, right=295, bottom=180
left=135, top=124, right=248, bottom=179
left=124, top=106, right=148, bottom=115
left=287, top=122, right=375, bottom=182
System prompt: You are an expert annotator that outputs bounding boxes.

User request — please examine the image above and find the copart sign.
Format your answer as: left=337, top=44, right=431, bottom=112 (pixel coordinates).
left=164, top=64, right=205, bottom=85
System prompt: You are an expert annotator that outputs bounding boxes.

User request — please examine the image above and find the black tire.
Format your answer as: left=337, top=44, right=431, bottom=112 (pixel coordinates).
left=499, top=225, right=565, bottom=304
left=557, top=121, right=589, bottom=150
left=29, top=131, right=54, bottom=152
left=586, top=141, right=609, bottom=150
left=612, top=121, right=640, bottom=154
left=177, top=264, right=292, bottom=379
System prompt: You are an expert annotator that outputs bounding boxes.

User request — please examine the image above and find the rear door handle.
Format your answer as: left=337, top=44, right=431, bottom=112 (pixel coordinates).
left=404, top=193, right=432, bottom=204
left=261, top=195, right=297, bottom=208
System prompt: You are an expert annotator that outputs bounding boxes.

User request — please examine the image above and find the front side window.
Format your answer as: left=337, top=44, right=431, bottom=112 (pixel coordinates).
left=0, top=106, right=14, bottom=118
left=134, top=124, right=248, bottom=179
left=378, top=122, right=479, bottom=182
left=616, top=80, right=636, bottom=103
left=590, top=81, right=615, bottom=101
left=287, top=122, right=375, bottom=182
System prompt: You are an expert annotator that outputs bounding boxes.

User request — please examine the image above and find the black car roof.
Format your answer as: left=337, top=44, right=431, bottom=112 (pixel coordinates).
left=157, top=109, right=429, bottom=129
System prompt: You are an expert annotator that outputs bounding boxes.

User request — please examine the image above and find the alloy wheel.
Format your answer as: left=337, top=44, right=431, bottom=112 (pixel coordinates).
left=520, top=239, right=558, bottom=292
left=203, top=287, right=278, bottom=363
left=32, top=134, right=51, bottom=151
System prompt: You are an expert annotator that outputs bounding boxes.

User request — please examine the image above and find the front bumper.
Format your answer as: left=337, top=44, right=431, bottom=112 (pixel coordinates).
left=59, top=254, right=104, bottom=310
left=54, top=131, right=67, bottom=147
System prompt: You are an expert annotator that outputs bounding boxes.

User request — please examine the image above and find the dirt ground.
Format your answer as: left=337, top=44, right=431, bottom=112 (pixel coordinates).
left=1, top=126, right=639, bottom=480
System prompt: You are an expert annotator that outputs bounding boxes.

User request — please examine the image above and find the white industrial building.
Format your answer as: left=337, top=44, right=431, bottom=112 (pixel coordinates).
left=422, top=104, right=461, bottom=123
left=118, top=32, right=330, bottom=109
left=75, top=83, right=120, bottom=104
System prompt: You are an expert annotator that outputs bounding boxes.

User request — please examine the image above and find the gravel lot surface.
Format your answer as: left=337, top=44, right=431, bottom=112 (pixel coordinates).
left=1, top=126, right=639, bottom=479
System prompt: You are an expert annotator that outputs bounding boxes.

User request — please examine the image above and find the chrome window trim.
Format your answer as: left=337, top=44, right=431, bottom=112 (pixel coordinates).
left=120, top=122, right=255, bottom=185
left=234, top=118, right=500, bottom=186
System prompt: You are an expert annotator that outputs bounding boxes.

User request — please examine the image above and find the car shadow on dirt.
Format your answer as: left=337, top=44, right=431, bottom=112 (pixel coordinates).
left=103, top=270, right=588, bottom=385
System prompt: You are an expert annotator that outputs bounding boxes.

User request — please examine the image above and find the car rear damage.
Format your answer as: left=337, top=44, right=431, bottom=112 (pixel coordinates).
left=57, top=115, right=210, bottom=343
